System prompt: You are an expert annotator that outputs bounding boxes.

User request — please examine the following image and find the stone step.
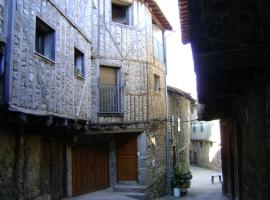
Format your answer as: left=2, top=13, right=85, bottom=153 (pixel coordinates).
left=115, top=192, right=146, bottom=200
left=113, top=184, right=148, bottom=193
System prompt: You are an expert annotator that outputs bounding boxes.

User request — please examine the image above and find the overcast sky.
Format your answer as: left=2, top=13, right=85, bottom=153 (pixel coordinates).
left=156, top=0, right=197, bottom=98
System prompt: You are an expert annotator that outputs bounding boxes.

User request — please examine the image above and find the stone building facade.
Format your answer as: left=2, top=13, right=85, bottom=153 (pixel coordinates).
left=167, top=86, right=193, bottom=191
left=190, top=105, right=221, bottom=171
left=0, top=0, right=172, bottom=199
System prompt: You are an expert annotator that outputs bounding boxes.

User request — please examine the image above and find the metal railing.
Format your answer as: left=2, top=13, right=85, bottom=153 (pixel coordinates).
left=99, top=84, right=123, bottom=113
left=153, top=37, right=164, bottom=63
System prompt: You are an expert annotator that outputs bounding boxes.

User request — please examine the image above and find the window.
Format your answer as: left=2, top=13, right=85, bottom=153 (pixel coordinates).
left=200, top=122, right=203, bottom=132
left=99, top=66, right=123, bottom=113
left=177, top=118, right=181, bottom=132
left=74, top=48, right=84, bottom=76
left=154, top=74, right=160, bottom=93
left=112, top=2, right=131, bottom=25
left=35, top=17, right=55, bottom=60
left=192, top=123, right=196, bottom=133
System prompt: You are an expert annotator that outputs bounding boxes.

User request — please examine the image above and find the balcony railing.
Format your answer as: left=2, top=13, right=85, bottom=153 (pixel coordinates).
left=153, top=37, right=164, bottom=63
left=99, top=84, right=123, bottom=113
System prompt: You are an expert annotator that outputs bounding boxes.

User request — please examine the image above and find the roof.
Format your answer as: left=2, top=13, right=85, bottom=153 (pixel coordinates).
left=178, top=0, right=190, bottom=44
left=167, top=86, right=194, bottom=101
left=144, top=0, right=173, bottom=30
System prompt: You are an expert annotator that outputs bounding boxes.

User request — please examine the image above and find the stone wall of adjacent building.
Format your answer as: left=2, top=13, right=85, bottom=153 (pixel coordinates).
left=190, top=140, right=221, bottom=171
left=9, top=0, right=92, bottom=120
left=146, top=123, right=167, bottom=199
left=0, top=125, right=42, bottom=200
left=167, top=91, right=191, bottom=171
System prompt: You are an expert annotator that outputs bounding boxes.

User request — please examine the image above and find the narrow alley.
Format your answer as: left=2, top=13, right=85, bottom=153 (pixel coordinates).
left=158, top=166, right=226, bottom=200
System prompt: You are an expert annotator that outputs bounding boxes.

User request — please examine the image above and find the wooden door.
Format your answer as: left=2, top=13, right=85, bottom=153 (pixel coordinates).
left=72, top=143, right=109, bottom=195
left=116, top=135, right=138, bottom=181
left=40, top=138, right=64, bottom=200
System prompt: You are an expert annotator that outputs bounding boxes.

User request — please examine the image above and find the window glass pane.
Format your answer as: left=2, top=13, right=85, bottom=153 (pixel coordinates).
left=112, top=3, right=129, bottom=25
left=35, top=17, right=55, bottom=60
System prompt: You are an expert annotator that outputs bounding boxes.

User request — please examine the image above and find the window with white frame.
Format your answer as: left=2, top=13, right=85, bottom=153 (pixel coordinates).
left=154, top=74, right=160, bottom=93
left=35, top=17, right=55, bottom=60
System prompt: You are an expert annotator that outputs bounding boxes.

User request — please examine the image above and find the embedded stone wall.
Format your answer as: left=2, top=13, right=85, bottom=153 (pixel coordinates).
left=190, top=140, right=221, bottom=171
left=167, top=91, right=191, bottom=171
left=0, top=126, right=42, bottom=200
left=146, top=124, right=167, bottom=200
left=9, top=0, right=92, bottom=120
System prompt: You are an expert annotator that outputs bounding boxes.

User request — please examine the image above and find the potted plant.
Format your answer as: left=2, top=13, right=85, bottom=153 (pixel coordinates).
left=172, top=165, right=181, bottom=197
left=178, top=167, right=192, bottom=196
left=171, top=165, right=193, bottom=197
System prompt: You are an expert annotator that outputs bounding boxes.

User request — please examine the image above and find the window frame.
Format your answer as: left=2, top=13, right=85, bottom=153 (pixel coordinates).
left=35, top=17, right=56, bottom=61
left=154, top=74, right=161, bottom=93
left=74, top=47, right=85, bottom=78
left=111, top=2, right=133, bottom=26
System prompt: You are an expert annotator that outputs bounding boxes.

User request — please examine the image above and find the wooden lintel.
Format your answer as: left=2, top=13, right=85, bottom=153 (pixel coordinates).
left=85, top=128, right=146, bottom=135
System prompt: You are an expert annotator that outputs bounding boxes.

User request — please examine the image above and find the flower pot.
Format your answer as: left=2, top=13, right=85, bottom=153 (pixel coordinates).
left=173, top=187, right=181, bottom=197
left=181, top=188, right=187, bottom=196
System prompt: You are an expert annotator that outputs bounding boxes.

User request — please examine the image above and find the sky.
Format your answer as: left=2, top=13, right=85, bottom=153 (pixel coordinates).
left=156, top=0, right=197, bottom=98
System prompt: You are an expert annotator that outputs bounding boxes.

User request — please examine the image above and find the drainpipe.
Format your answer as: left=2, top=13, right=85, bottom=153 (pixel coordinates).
left=4, top=0, right=16, bottom=105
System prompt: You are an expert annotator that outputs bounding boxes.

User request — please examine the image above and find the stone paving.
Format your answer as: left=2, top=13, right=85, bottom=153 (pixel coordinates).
left=70, top=166, right=226, bottom=200
left=156, top=166, right=226, bottom=200
left=70, top=188, right=136, bottom=200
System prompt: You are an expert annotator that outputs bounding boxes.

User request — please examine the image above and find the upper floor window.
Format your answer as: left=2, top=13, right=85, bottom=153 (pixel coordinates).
left=177, top=118, right=181, bottom=132
left=111, top=1, right=132, bottom=25
left=152, top=23, right=164, bottom=63
left=35, top=17, right=55, bottom=61
left=154, top=74, right=160, bottom=93
left=200, top=122, right=203, bottom=132
left=74, top=48, right=84, bottom=77
left=192, top=123, right=196, bottom=133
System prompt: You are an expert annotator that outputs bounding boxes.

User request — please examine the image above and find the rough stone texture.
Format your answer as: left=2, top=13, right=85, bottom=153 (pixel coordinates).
left=10, top=0, right=92, bottom=120
left=0, top=0, right=5, bottom=35
left=0, top=127, right=16, bottom=200
left=190, top=140, right=221, bottom=171
left=0, top=126, right=42, bottom=200
left=146, top=125, right=167, bottom=200
left=167, top=89, right=192, bottom=171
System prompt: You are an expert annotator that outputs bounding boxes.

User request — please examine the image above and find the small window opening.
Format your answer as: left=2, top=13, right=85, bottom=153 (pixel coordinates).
left=154, top=74, right=160, bottom=93
left=112, top=3, right=130, bottom=25
left=35, top=17, right=55, bottom=60
left=74, top=48, right=84, bottom=76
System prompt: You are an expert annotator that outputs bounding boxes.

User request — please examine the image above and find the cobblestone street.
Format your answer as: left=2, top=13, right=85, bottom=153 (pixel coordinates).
left=156, top=166, right=226, bottom=200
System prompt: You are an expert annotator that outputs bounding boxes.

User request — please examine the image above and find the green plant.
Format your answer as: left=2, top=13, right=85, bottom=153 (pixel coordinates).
left=172, top=165, right=192, bottom=189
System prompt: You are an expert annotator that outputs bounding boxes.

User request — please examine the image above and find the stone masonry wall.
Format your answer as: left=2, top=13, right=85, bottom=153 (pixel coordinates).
left=190, top=140, right=221, bottom=171
left=167, top=92, right=191, bottom=171
left=146, top=124, right=167, bottom=200
left=0, top=126, right=41, bottom=200
left=0, top=126, right=16, bottom=200
left=10, top=0, right=92, bottom=120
